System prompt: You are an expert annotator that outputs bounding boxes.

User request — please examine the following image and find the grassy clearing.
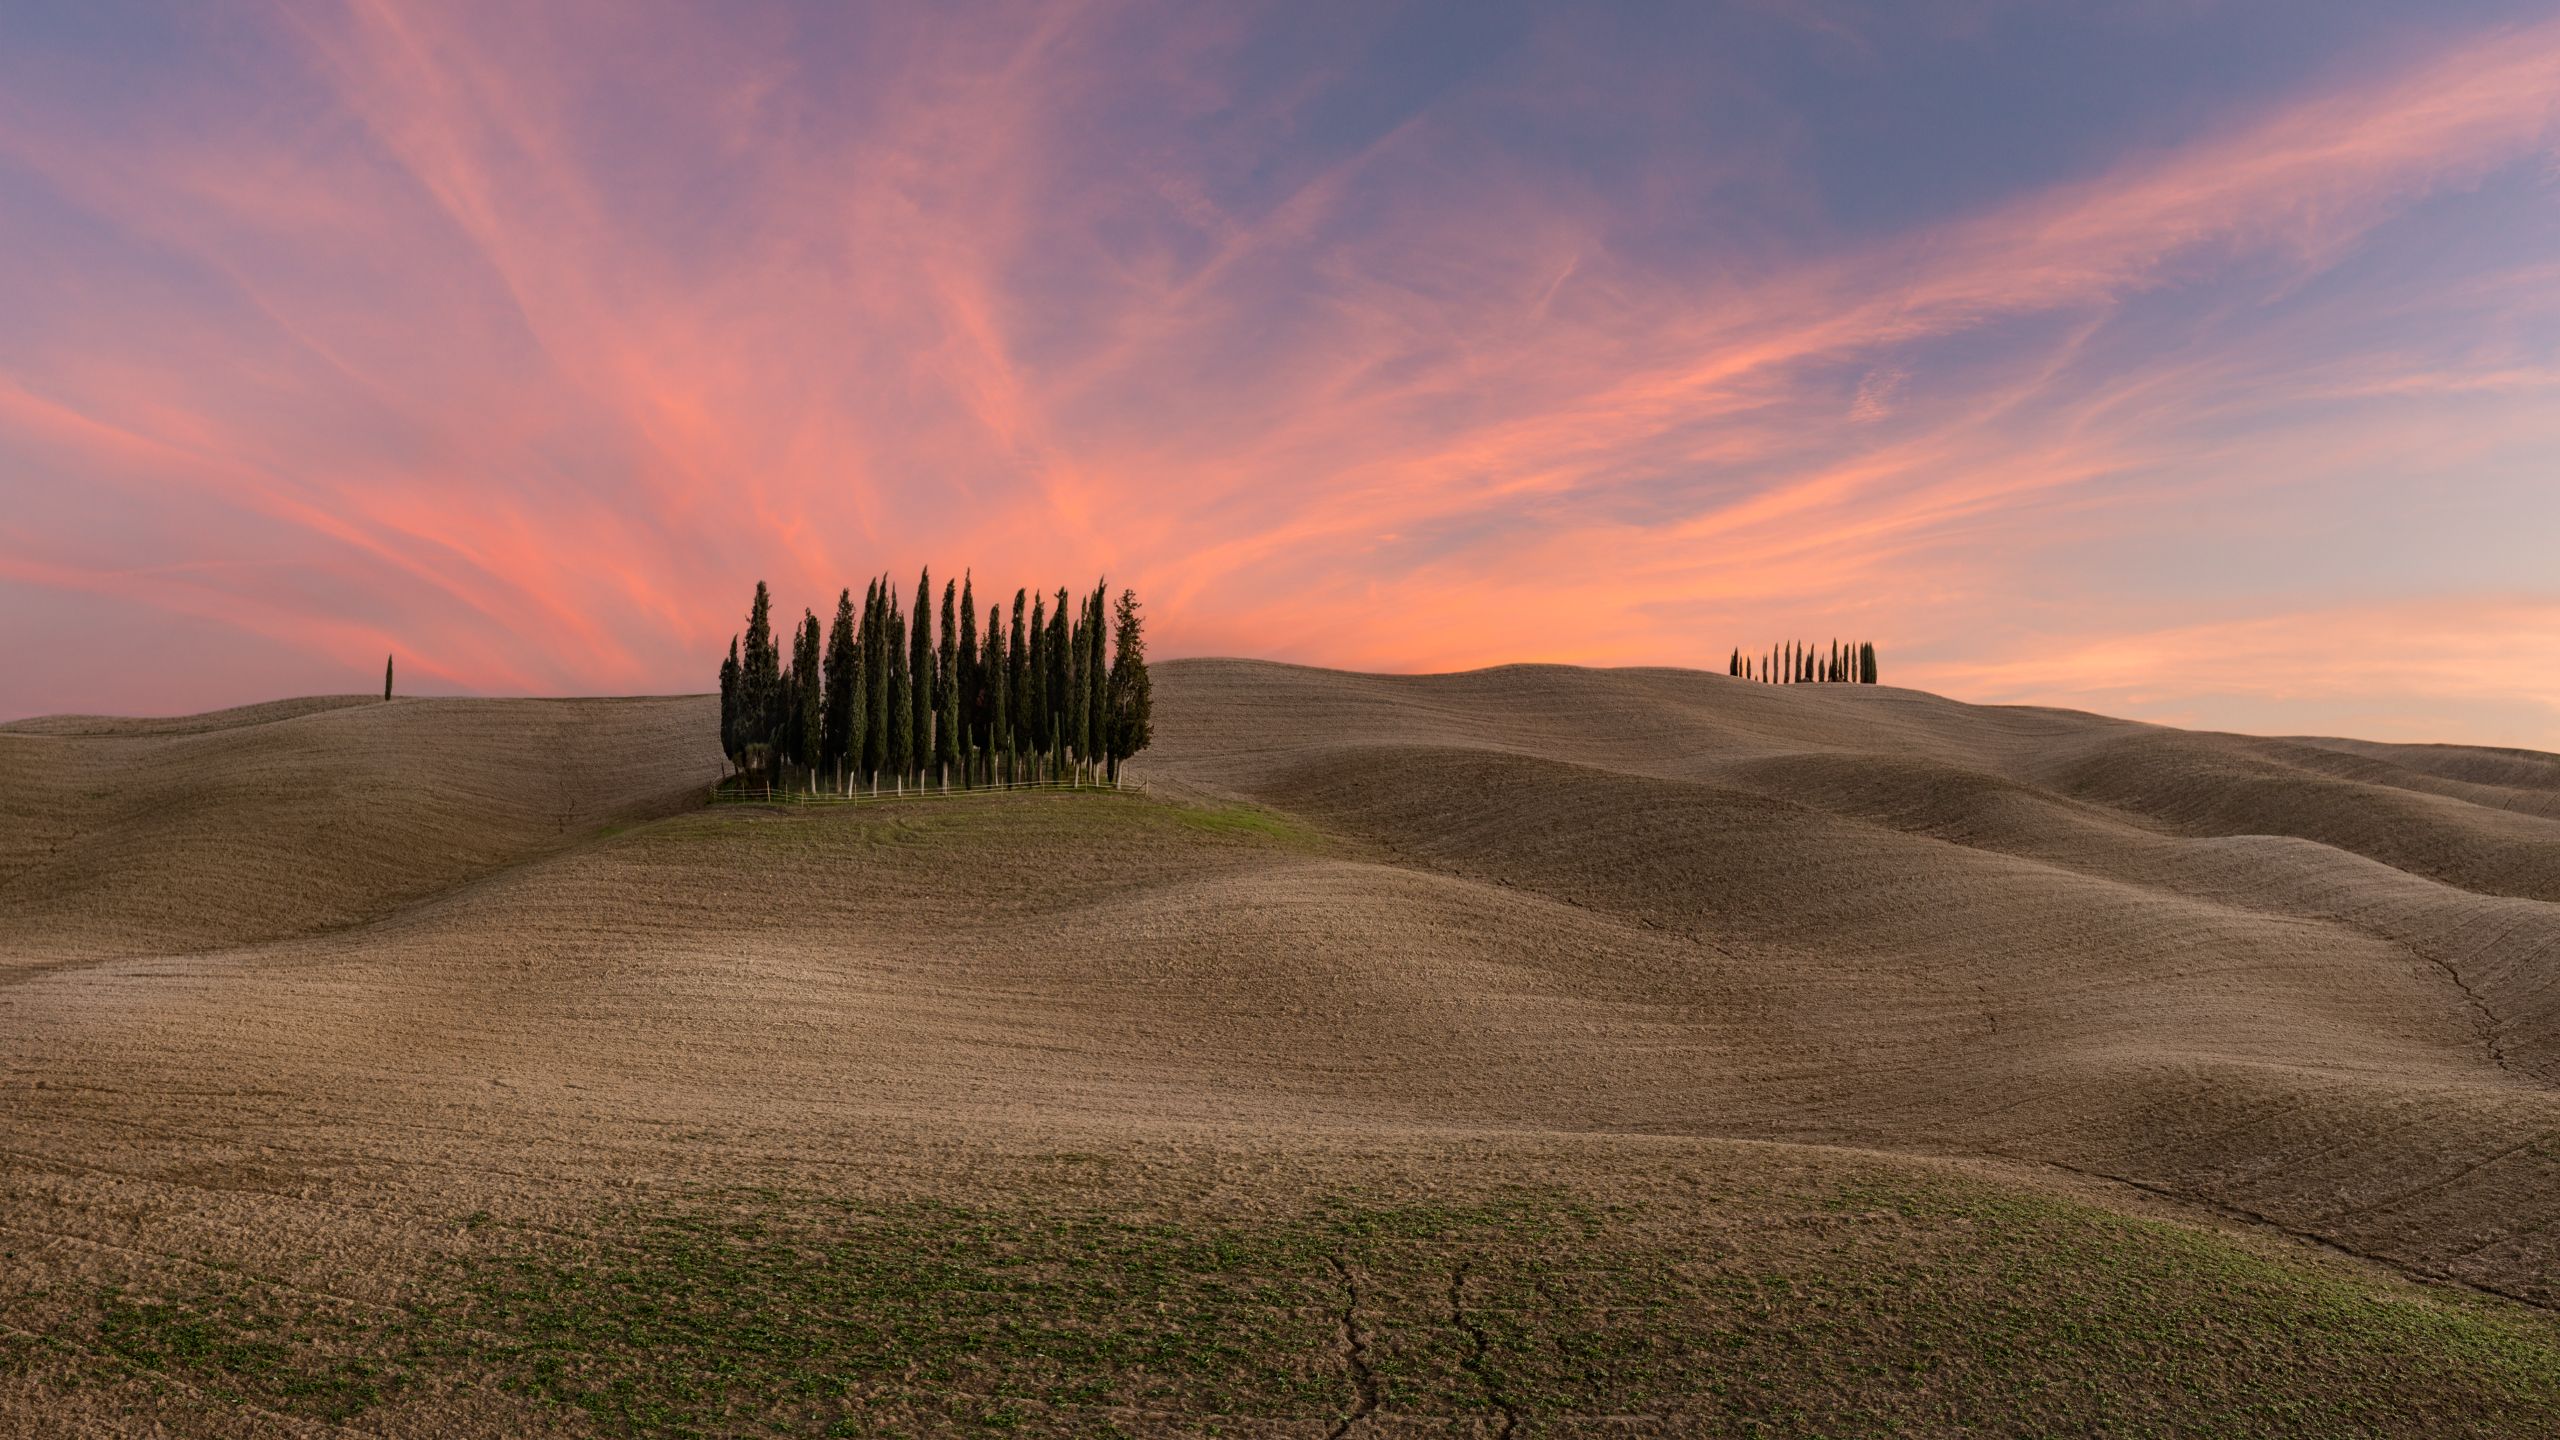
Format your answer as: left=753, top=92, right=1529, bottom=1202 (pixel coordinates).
left=12, top=1169, right=2560, bottom=1437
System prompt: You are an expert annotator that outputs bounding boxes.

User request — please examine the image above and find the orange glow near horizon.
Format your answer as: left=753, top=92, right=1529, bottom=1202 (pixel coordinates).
left=2, top=3, right=2557, bottom=745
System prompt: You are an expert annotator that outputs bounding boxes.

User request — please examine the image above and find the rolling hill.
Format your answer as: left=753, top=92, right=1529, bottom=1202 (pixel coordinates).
left=4, top=660, right=2558, bottom=1436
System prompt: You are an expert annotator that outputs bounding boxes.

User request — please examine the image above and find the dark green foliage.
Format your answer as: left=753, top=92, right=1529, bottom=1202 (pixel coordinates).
left=712, top=572, right=1155, bottom=795
left=1106, top=588, right=1152, bottom=783
left=1728, top=638, right=1880, bottom=685
left=957, top=574, right=980, bottom=784
left=887, top=593, right=913, bottom=788
left=783, top=612, right=821, bottom=776
left=1008, top=589, right=1030, bottom=774
left=1085, top=583, right=1109, bottom=782
left=910, top=571, right=934, bottom=788
left=384, top=654, right=393, bottom=702
left=822, top=590, right=858, bottom=785
left=1047, top=588, right=1071, bottom=774
left=862, top=581, right=888, bottom=785
left=718, top=637, right=741, bottom=767
left=740, top=582, right=779, bottom=768
left=936, top=578, right=960, bottom=786
left=983, top=604, right=1008, bottom=785
left=1027, top=591, right=1050, bottom=764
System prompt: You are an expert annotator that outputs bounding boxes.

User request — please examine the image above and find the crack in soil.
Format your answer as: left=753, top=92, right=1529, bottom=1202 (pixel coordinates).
left=1995, top=1149, right=2558, bottom=1316
left=1325, top=1253, right=1380, bottom=1439
left=2389, top=931, right=2544, bottom=1085
left=1449, top=1261, right=1521, bottom=1439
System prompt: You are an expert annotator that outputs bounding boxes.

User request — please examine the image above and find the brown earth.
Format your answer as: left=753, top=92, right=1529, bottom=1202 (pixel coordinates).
left=3, top=660, right=2558, bottom=1437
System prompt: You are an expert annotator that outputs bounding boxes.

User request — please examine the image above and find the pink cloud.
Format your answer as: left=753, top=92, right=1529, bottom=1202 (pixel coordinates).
left=0, top=3, right=2553, bottom=744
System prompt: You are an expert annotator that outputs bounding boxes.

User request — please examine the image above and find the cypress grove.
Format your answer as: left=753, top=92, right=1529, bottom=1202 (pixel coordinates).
left=1724, top=638, right=1882, bottom=686
left=717, top=572, right=1154, bottom=796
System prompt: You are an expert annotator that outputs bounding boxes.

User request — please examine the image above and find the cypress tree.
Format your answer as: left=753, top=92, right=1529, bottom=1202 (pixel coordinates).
left=1860, top=641, right=1878, bottom=685
left=767, top=630, right=791, bottom=755
left=794, top=612, right=823, bottom=785
left=719, top=636, right=741, bottom=772
left=1009, top=590, right=1030, bottom=783
left=910, top=571, right=934, bottom=790
left=984, top=605, right=1008, bottom=788
left=1047, top=588, right=1071, bottom=779
left=384, top=654, right=393, bottom=702
left=1106, top=588, right=1152, bottom=785
left=1085, top=584, right=1108, bottom=786
left=1063, top=589, right=1085, bottom=783
left=937, top=578, right=960, bottom=788
left=887, top=594, right=912, bottom=791
left=863, top=580, right=889, bottom=789
left=957, top=574, right=979, bottom=786
left=1027, top=592, right=1050, bottom=777
left=823, top=589, right=857, bottom=790
left=742, top=581, right=779, bottom=769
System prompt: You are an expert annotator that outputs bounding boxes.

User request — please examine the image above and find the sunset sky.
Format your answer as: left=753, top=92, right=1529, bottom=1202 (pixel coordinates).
left=4, top=2, right=2556, bottom=744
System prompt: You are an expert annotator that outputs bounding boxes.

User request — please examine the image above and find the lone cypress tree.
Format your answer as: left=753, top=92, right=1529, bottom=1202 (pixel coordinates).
left=823, top=589, right=857, bottom=790
left=910, top=570, right=934, bottom=790
left=718, top=636, right=741, bottom=772
left=384, top=654, right=393, bottom=702
left=1105, top=588, right=1152, bottom=785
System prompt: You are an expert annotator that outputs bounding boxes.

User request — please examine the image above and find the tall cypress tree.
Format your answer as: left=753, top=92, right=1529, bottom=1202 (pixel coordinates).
left=957, top=574, right=979, bottom=786
left=793, top=612, right=823, bottom=784
left=1009, top=590, right=1030, bottom=782
left=1027, top=592, right=1050, bottom=777
left=1063, top=589, right=1086, bottom=782
left=887, top=594, right=912, bottom=790
left=1105, top=588, right=1152, bottom=785
left=936, top=578, right=960, bottom=788
left=1859, top=641, right=1878, bottom=685
left=1085, top=584, right=1108, bottom=785
left=719, top=635, right=741, bottom=772
left=910, top=570, right=934, bottom=789
left=823, top=589, right=857, bottom=790
left=1047, top=588, right=1071, bottom=778
left=742, top=581, right=779, bottom=768
left=983, top=605, right=1008, bottom=788
left=863, top=580, right=888, bottom=788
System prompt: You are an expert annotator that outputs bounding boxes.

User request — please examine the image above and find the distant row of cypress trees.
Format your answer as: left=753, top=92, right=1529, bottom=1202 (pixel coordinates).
left=718, top=572, right=1152, bottom=794
left=1730, top=639, right=1877, bottom=685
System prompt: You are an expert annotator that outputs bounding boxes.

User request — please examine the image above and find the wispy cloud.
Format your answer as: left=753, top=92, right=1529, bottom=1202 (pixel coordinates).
left=0, top=2, right=2553, bottom=744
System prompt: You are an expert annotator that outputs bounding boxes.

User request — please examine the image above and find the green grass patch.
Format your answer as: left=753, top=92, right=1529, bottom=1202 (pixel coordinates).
left=16, top=1174, right=2560, bottom=1436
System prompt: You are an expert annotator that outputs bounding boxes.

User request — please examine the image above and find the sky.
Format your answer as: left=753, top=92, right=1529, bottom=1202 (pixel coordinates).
left=3, top=1, right=2557, bottom=745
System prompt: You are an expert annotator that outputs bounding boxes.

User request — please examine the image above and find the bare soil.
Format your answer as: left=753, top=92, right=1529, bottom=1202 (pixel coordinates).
left=4, top=660, right=2557, bottom=1436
